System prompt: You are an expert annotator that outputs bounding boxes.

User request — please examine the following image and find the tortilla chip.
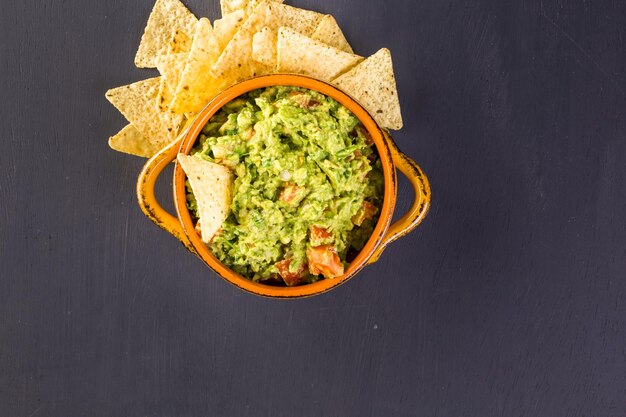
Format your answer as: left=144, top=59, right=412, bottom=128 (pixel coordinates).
left=155, top=53, right=188, bottom=88
left=252, top=27, right=277, bottom=69
left=108, top=124, right=162, bottom=158
left=184, top=111, right=199, bottom=122
left=134, top=0, right=197, bottom=68
left=246, top=0, right=284, bottom=15
left=266, top=2, right=321, bottom=35
left=167, top=29, right=193, bottom=54
left=220, top=0, right=283, bottom=16
left=276, top=27, right=363, bottom=82
left=177, top=154, right=233, bottom=243
left=332, top=48, right=403, bottom=130
left=214, top=9, right=247, bottom=50
left=210, top=4, right=270, bottom=82
left=220, top=0, right=246, bottom=16
left=106, top=77, right=183, bottom=147
left=157, top=78, right=174, bottom=111
left=153, top=28, right=193, bottom=111
left=212, top=2, right=323, bottom=82
left=311, top=15, right=353, bottom=53
left=155, top=53, right=188, bottom=110
left=170, top=18, right=225, bottom=114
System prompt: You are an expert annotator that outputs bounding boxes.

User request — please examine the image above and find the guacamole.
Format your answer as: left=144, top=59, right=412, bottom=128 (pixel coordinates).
left=186, top=86, right=384, bottom=286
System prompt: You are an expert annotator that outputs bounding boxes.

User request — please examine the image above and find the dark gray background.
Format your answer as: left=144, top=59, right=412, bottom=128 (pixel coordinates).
left=2, top=0, right=625, bottom=416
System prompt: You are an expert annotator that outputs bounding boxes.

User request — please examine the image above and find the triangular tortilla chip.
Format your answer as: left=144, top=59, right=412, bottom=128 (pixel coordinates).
left=311, top=15, right=353, bottom=53
left=210, top=3, right=269, bottom=83
left=251, top=27, right=277, bottom=69
left=220, top=0, right=283, bottom=17
left=155, top=52, right=188, bottom=110
left=155, top=28, right=194, bottom=111
left=221, top=0, right=248, bottom=16
left=157, top=78, right=175, bottom=111
left=332, top=48, right=403, bottom=130
left=212, top=2, right=323, bottom=82
left=108, top=124, right=163, bottom=158
left=184, top=111, right=199, bottom=122
left=246, top=0, right=284, bottom=14
left=214, top=9, right=247, bottom=50
left=156, top=53, right=188, bottom=89
left=134, top=0, right=197, bottom=68
left=263, top=2, right=321, bottom=35
left=169, top=18, right=225, bottom=114
left=105, top=77, right=183, bottom=147
left=167, top=28, right=193, bottom=54
left=276, top=27, right=363, bottom=82
left=177, top=154, right=233, bottom=243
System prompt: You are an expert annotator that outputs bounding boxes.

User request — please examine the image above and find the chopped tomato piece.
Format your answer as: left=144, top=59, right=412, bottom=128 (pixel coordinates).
left=288, top=91, right=319, bottom=109
left=307, top=245, right=344, bottom=278
left=352, top=201, right=377, bottom=226
left=279, top=184, right=303, bottom=203
left=310, top=226, right=331, bottom=240
left=209, top=228, right=223, bottom=244
left=360, top=126, right=374, bottom=145
left=350, top=126, right=374, bottom=145
left=276, top=258, right=307, bottom=286
left=195, top=220, right=202, bottom=239
left=196, top=221, right=222, bottom=243
left=243, top=127, right=256, bottom=139
left=310, top=226, right=332, bottom=246
left=362, top=201, right=377, bottom=220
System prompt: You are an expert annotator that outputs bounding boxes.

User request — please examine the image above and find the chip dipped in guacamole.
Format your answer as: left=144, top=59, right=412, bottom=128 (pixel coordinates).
left=184, top=86, right=384, bottom=286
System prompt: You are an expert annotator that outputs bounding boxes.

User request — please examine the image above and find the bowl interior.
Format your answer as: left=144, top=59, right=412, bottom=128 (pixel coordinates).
left=173, top=75, right=397, bottom=298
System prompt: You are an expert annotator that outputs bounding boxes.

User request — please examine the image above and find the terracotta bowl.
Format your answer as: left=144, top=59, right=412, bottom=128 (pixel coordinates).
left=137, top=74, right=430, bottom=298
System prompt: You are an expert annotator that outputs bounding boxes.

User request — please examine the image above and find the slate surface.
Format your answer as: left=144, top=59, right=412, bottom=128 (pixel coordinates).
left=1, top=1, right=625, bottom=416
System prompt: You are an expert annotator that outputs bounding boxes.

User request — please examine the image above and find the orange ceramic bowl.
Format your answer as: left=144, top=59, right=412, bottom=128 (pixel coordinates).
left=137, top=75, right=430, bottom=298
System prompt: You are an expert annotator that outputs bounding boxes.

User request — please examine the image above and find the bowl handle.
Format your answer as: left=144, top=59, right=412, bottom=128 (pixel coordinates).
left=368, top=133, right=431, bottom=264
left=136, top=136, right=197, bottom=254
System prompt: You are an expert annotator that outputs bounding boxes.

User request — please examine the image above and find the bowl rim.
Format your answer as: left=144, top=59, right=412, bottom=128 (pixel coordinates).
left=173, top=74, right=397, bottom=298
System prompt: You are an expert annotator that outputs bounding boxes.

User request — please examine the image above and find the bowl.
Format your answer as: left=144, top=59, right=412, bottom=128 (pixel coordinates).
left=137, top=74, right=430, bottom=298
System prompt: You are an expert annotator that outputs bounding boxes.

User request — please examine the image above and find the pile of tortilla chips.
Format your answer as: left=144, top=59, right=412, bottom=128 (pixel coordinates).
left=106, top=0, right=403, bottom=158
